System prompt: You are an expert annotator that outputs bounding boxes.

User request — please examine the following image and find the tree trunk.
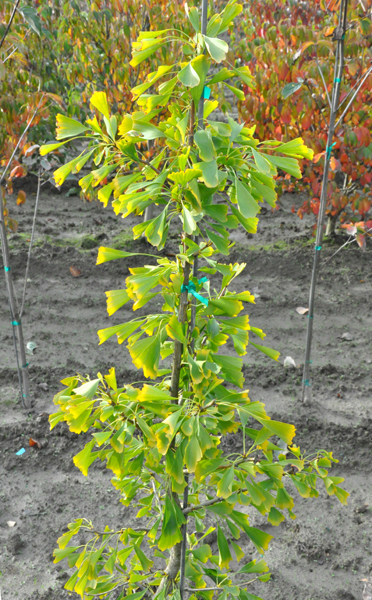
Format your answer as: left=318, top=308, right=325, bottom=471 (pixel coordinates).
left=325, top=214, right=337, bottom=237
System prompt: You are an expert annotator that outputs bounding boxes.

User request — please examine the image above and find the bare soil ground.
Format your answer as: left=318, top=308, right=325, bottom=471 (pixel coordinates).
left=1, top=182, right=371, bottom=600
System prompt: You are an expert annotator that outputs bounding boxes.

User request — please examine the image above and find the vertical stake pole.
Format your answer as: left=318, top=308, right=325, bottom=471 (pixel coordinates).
left=180, top=5, right=208, bottom=598
left=302, top=0, right=348, bottom=402
left=0, top=211, right=31, bottom=408
left=20, top=170, right=41, bottom=317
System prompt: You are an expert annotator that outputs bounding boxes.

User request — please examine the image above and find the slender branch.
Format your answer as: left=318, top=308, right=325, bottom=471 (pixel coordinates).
left=20, top=170, right=41, bottom=317
left=0, top=95, right=45, bottom=185
left=179, top=474, right=189, bottom=600
left=186, top=579, right=258, bottom=592
left=151, top=478, right=162, bottom=513
left=315, top=54, right=331, bottom=108
left=170, top=261, right=191, bottom=400
left=188, top=102, right=196, bottom=146
left=335, top=65, right=372, bottom=129
left=136, top=156, right=160, bottom=175
left=323, top=226, right=372, bottom=264
left=337, top=65, right=369, bottom=108
left=0, top=0, right=21, bottom=51
left=185, top=577, right=258, bottom=592
left=304, top=81, right=329, bottom=130
left=302, top=0, right=348, bottom=402
left=183, top=489, right=248, bottom=515
left=91, top=527, right=149, bottom=536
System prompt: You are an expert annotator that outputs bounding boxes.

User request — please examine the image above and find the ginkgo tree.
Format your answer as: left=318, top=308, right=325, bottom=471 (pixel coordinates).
left=41, top=1, right=348, bottom=598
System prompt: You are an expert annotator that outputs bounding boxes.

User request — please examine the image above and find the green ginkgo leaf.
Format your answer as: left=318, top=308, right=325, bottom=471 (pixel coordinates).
left=182, top=206, right=197, bottom=235
left=194, top=130, right=217, bottom=162
left=217, top=465, right=234, bottom=498
left=90, top=91, right=110, bottom=119
left=235, top=177, right=260, bottom=219
left=204, top=35, right=229, bottom=63
left=128, top=334, right=160, bottom=379
left=55, top=114, right=88, bottom=140
left=178, top=62, right=200, bottom=87
left=217, top=525, right=233, bottom=568
left=197, top=160, right=219, bottom=187
left=158, top=494, right=185, bottom=551
left=185, top=435, right=203, bottom=472
left=105, top=289, right=130, bottom=316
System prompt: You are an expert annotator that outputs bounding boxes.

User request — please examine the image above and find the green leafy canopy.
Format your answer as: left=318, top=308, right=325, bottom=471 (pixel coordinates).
left=44, top=1, right=348, bottom=599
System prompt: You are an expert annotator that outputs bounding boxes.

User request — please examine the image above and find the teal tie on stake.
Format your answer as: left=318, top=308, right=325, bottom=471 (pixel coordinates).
left=334, top=77, right=341, bottom=83
left=203, top=86, right=211, bottom=100
left=326, top=142, right=336, bottom=159
left=181, top=277, right=209, bottom=306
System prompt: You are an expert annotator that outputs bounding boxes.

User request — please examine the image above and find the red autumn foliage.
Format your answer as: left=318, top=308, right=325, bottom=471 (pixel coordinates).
left=234, top=0, right=372, bottom=232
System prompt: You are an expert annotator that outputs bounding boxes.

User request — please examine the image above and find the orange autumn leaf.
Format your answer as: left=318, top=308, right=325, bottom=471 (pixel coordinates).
left=324, top=26, right=335, bottom=37
left=70, top=266, right=82, bottom=277
left=16, top=190, right=26, bottom=206
left=330, top=157, right=341, bottom=172
left=10, top=165, right=26, bottom=178
left=29, top=437, right=41, bottom=449
left=313, top=151, right=325, bottom=163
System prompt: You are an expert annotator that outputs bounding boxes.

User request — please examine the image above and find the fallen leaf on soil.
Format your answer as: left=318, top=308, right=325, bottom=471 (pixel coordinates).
left=7, top=521, right=16, bottom=527
left=340, top=332, right=353, bottom=341
left=296, top=306, right=309, bottom=315
left=70, top=266, right=82, bottom=277
left=29, top=438, right=41, bottom=449
left=36, top=412, right=49, bottom=422
left=362, top=578, right=372, bottom=600
left=38, top=382, right=48, bottom=391
left=284, top=356, right=296, bottom=368
left=355, top=504, right=369, bottom=514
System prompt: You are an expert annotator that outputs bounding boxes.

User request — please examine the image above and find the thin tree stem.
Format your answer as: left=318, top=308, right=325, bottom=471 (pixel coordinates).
left=315, top=55, right=331, bottom=108
left=179, top=474, right=189, bottom=600
left=0, top=0, right=21, bottom=50
left=170, top=260, right=191, bottom=400
left=0, top=210, right=31, bottom=408
left=20, top=171, right=41, bottom=317
left=302, top=0, right=348, bottom=402
left=0, top=97, right=44, bottom=185
left=334, top=64, right=372, bottom=129
left=0, top=99, right=43, bottom=410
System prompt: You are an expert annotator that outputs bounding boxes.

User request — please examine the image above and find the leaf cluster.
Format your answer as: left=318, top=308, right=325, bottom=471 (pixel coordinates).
left=42, top=3, right=348, bottom=599
left=234, top=0, right=372, bottom=226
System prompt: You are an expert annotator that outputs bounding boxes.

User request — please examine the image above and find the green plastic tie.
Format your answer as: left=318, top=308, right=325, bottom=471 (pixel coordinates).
left=181, top=277, right=209, bottom=306
left=4, top=266, right=10, bottom=271
left=303, top=379, right=312, bottom=387
left=334, top=77, right=341, bottom=83
left=315, top=245, right=322, bottom=250
left=21, top=363, right=29, bottom=368
left=11, top=320, right=21, bottom=326
left=306, top=360, right=313, bottom=364
left=326, top=142, right=336, bottom=159
left=307, top=315, right=313, bottom=319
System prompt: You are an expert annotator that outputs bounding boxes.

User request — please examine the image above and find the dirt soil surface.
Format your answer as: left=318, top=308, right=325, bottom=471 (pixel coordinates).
left=1, top=181, right=372, bottom=600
